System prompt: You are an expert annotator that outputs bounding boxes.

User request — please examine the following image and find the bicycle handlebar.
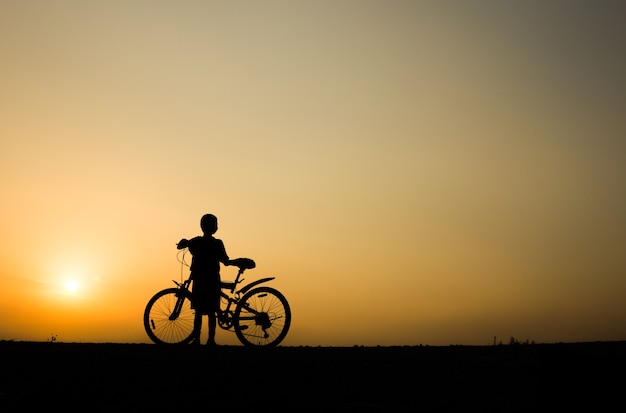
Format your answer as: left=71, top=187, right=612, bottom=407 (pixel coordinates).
left=176, top=247, right=255, bottom=271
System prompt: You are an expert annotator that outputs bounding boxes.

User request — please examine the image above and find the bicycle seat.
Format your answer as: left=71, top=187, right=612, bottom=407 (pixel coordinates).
left=230, top=257, right=256, bottom=270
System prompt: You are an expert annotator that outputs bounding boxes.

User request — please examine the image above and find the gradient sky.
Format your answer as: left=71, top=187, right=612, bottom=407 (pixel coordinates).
left=1, top=0, right=625, bottom=346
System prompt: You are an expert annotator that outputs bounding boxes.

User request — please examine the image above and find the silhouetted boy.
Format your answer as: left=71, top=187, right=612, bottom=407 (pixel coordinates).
left=177, top=214, right=232, bottom=346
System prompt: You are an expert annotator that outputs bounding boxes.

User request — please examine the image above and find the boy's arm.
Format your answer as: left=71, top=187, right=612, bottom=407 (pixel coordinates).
left=176, top=238, right=189, bottom=249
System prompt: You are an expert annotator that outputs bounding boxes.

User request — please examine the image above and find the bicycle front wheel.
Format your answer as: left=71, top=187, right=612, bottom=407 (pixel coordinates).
left=144, top=288, right=196, bottom=345
left=234, top=287, right=291, bottom=347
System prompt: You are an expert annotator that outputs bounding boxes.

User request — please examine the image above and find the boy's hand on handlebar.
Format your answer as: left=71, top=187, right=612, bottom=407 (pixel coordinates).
left=176, top=238, right=189, bottom=249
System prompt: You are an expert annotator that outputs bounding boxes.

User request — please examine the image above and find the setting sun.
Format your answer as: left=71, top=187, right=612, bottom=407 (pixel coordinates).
left=65, top=280, right=79, bottom=293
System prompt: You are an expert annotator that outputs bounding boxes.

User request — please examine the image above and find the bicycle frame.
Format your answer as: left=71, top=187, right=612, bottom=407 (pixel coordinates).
left=169, top=259, right=275, bottom=328
left=217, top=266, right=275, bottom=330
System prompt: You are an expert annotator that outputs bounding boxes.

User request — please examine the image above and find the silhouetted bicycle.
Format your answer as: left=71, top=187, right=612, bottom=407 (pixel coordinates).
left=144, top=249, right=291, bottom=347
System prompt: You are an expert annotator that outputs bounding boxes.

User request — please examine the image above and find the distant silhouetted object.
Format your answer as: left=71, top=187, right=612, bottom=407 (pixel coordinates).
left=177, top=214, right=232, bottom=346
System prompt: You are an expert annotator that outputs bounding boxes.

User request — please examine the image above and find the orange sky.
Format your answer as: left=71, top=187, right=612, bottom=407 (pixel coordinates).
left=1, top=0, right=625, bottom=346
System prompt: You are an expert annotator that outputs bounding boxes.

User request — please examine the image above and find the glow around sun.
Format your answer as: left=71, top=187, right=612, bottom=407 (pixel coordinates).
left=65, top=279, right=79, bottom=292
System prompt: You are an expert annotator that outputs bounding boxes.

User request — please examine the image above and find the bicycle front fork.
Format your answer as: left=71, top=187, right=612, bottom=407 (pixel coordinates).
left=169, top=291, right=187, bottom=321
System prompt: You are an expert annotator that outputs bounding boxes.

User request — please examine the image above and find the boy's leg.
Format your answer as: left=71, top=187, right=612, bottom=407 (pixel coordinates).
left=207, top=288, right=219, bottom=345
left=192, top=312, right=202, bottom=344
left=207, top=312, right=217, bottom=345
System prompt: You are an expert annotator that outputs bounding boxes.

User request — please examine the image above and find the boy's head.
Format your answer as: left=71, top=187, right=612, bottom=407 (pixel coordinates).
left=200, top=214, right=218, bottom=235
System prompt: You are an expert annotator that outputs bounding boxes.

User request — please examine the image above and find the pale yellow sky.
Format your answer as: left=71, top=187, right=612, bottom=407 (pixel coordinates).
left=1, top=0, right=625, bottom=346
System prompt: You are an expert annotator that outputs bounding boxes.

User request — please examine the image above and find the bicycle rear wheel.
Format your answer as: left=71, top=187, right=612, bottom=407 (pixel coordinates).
left=234, top=286, right=291, bottom=347
left=144, top=288, right=196, bottom=345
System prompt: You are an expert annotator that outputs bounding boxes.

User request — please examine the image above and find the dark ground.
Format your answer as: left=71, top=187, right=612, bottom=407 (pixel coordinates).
left=1, top=341, right=624, bottom=412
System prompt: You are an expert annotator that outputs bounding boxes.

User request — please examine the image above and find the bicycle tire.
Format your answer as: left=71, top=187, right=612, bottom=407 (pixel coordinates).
left=144, top=288, right=196, bottom=345
left=234, top=286, right=291, bottom=347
